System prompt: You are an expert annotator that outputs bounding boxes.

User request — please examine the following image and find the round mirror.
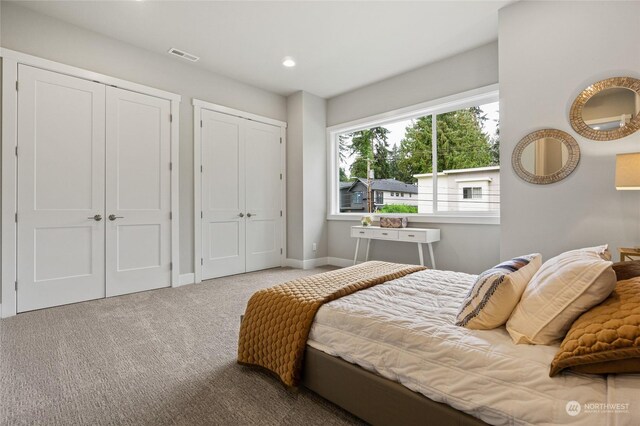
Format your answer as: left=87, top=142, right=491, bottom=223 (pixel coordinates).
left=570, top=77, right=640, bottom=141
left=512, top=129, right=580, bottom=184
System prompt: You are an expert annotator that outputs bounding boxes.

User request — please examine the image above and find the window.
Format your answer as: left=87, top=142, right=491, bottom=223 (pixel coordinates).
left=333, top=89, right=499, bottom=217
left=351, top=191, right=363, bottom=204
left=463, top=187, right=482, bottom=199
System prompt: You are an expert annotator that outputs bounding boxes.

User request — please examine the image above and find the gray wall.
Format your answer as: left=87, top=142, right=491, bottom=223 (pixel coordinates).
left=325, top=42, right=501, bottom=274
left=286, top=91, right=328, bottom=261
left=0, top=3, right=287, bottom=274
left=499, top=1, right=640, bottom=262
left=327, top=41, right=498, bottom=126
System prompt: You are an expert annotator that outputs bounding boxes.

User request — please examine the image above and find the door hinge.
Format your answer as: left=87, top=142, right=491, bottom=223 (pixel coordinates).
left=15, top=281, right=18, bottom=291
left=200, top=165, right=203, bottom=173
left=169, top=212, right=172, bottom=220
left=15, top=146, right=18, bottom=156
left=169, top=114, right=173, bottom=123
left=200, top=120, right=203, bottom=127
left=280, top=173, right=282, bottom=180
left=280, top=248, right=283, bottom=255
left=280, top=137, right=282, bottom=144
left=280, top=210, right=282, bottom=217
left=201, top=211, right=203, bottom=219
left=15, top=213, right=18, bottom=223
left=169, top=262, right=173, bottom=270
left=169, top=162, right=173, bottom=171
left=201, top=258, right=204, bottom=265
left=15, top=81, right=18, bottom=91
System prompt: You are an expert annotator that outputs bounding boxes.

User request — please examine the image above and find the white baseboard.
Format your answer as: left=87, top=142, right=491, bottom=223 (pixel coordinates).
left=284, top=257, right=357, bottom=269
left=284, top=257, right=331, bottom=270
left=178, top=273, right=195, bottom=286
left=326, top=257, right=356, bottom=268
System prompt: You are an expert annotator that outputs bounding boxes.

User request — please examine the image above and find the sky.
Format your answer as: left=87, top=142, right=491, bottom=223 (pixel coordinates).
left=340, top=101, right=500, bottom=174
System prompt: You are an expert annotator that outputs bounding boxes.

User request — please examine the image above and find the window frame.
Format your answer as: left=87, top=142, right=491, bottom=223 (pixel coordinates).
left=327, top=84, right=499, bottom=224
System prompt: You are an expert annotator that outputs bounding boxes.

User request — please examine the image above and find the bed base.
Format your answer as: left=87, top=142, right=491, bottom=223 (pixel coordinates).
left=302, top=347, right=488, bottom=426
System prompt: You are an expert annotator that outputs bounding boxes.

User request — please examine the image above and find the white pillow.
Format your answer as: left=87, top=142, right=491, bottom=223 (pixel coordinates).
left=506, top=245, right=616, bottom=345
left=455, top=254, right=542, bottom=330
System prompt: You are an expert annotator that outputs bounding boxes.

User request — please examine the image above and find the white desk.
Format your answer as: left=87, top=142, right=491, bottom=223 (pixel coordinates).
left=351, top=225, right=440, bottom=268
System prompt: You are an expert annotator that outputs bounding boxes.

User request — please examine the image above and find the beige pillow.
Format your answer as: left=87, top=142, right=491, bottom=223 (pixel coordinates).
left=455, top=254, right=542, bottom=329
left=506, top=246, right=616, bottom=345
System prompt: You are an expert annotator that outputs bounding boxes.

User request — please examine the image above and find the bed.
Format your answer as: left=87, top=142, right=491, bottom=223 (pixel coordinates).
left=239, top=264, right=640, bottom=425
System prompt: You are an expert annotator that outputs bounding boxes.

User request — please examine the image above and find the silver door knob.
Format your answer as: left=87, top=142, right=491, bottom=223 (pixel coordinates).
left=247, top=213, right=255, bottom=218
left=238, top=213, right=245, bottom=218
left=108, top=214, right=124, bottom=221
left=88, top=214, right=102, bottom=221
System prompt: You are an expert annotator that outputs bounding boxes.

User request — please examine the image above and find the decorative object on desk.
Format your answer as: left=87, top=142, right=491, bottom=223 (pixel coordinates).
left=570, top=77, right=640, bottom=141
left=360, top=215, right=373, bottom=227
left=379, top=216, right=408, bottom=228
left=512, top=129, right=580, bottom=185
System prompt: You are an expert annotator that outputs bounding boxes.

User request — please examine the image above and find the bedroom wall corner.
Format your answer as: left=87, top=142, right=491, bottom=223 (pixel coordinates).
left=499, top=1, right=640, bottom=262
left=286, top=91, right=328, bottom=263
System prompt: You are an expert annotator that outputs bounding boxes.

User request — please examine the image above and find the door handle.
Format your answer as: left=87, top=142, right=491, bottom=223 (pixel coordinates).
left=247, top=213, right=255, bottom=218
left=108, top=214, right=124, bottom=221
left=238, top=213, right=245, bottom=218
left=88, top=214, right=102, bottom=222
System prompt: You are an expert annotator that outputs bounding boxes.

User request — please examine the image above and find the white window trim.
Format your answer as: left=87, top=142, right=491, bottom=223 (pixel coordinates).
left=326, top=84, right=500, bottom=225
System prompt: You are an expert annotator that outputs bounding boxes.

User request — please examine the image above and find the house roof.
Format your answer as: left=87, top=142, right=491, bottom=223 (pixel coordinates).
left=339, top=182, right=353, bottom=189
left=413, top=165, right=500, bottom=178
left=351, top=178, right=418, bottom=194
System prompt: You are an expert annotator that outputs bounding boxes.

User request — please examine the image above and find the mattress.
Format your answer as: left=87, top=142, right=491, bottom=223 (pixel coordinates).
left=307, top=269, right=640, bottom=426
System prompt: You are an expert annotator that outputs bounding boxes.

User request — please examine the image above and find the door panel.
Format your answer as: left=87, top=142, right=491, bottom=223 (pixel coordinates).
left=106, top=87, right=171, bottom=296
left=245, top=122, right=282, bottom=272
left=17, top=65, right=106, bottom=312
left=201, top=110, right=246, bottom=279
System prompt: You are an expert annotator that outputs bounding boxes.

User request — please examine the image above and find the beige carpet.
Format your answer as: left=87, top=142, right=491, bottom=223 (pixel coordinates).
left=0, top=267, right=364, bottom=425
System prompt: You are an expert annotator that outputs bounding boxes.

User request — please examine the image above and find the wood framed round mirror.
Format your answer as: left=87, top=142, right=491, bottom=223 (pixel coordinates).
left=512, top=129, right=580, bottom=184
left=570, top=77, right=640, bottom=141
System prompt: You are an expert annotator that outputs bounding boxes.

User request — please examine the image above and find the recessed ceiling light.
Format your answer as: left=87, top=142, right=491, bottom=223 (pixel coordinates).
left=282, top=57, right=296, bottom=68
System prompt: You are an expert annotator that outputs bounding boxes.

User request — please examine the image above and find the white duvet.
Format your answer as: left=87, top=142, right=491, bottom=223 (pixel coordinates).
left=307, top=269, right=640, bottom=426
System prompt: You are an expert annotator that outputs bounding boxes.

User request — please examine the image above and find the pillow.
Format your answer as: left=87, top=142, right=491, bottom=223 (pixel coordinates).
left=550, top=277, right=640, bottom=376
left=506, top=245, right=616, bottom=345
left=612, top=260, right=640, bottom=281
left=455, top=254, right=542, bottom=329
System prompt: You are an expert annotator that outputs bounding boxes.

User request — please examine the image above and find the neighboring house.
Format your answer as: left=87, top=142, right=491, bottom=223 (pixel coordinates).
left=340, top=178, right=418, bottom=212
left=414, top=166, right=500, bottom=213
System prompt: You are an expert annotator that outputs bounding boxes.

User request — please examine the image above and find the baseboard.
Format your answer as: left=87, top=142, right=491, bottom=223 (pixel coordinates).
left=326, top=257, right=356, bottom=268
left=284, top=257, right=331, bottom=270
left=178, top=273, right=195, bottom=286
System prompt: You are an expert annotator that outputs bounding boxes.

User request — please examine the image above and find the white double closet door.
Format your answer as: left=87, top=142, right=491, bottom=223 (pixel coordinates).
left=17, top=65, right=172, bottom=313
left=201, top=109, right=282, bottom=279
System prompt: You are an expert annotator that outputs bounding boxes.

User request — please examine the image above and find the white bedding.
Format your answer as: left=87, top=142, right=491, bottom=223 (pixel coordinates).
left=307, top=269, right=640, bottom=426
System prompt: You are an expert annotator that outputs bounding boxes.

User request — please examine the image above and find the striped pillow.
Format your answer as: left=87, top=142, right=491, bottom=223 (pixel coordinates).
left=456, top=254, right=542, bottom=330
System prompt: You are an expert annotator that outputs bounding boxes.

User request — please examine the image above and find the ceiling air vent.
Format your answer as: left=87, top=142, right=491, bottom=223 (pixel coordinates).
left=167, top=47, right=199, bottom=62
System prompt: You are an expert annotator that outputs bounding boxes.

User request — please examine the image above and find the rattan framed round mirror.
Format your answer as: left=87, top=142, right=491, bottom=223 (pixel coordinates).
left=570, top=77, right=640, bottom=141
left=512, top=129, right=580, bottom=184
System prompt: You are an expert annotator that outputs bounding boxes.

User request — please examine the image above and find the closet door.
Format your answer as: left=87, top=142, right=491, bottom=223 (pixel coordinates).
left=244, top=121, right=282, bottom=272
left=105, top=87, right=172, bottom=296
left=17, top=65, right=106, bottom=312
left=201, top=110, right=246, bottom=279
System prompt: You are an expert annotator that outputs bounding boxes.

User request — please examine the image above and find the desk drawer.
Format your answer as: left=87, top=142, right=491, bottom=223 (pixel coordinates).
left=398, top=230, right=427, bottom=243
left=351, top=228, right=375, bottom=238
left=373, top=229, right=399, bottom=240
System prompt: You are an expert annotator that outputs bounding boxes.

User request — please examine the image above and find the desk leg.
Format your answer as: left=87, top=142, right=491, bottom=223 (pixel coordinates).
left=417, top=243, right=424, bottom=266
left=365, top=239, right=371, bottom=262
left=428, top=243, right=436, bottom=269
left=354, top=238, right=361, bottom=265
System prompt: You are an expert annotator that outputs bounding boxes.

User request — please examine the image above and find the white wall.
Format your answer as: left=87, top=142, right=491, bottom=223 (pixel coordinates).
left=286, top=91, right=328, bottom=261
left=326, top=43, right=501, bottom=273
left=499, top=1, right=640, bottom=262
left=0, top=3, right=287, bottom=274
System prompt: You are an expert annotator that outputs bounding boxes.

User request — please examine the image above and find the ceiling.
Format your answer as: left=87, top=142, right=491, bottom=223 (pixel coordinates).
left=16, top=1, right=512, bottom=98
